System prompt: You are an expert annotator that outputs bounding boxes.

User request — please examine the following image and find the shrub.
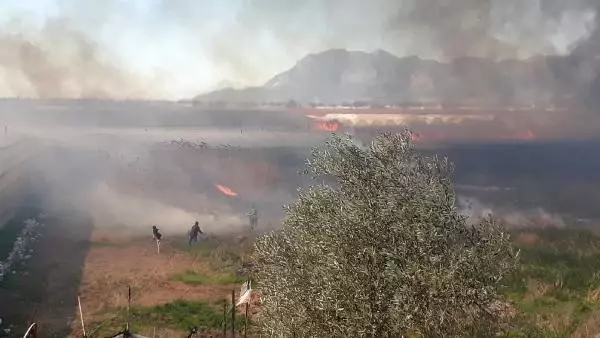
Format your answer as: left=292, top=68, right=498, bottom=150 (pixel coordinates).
left=253, top=131, right=519, bottom=337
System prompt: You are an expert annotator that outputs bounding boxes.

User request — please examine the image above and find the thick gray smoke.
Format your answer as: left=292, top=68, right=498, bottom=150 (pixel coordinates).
left=0, top=19, right=150, bottom=99
left=1, top=102, right=320, bottom=236
left=22, top=130, right=249, bottom=236
left=386, top=0, right=600, bottom=111
left=387, top=0, right=597, bottom=60
left=2, top=0, right=600, bottom=99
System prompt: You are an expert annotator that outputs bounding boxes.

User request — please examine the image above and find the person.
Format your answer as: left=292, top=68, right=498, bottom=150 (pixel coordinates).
left=152, top=225, right=162, bottom=242
left=247, top=206, right=258, bottom=231
left=188, top=221, right=203, bottom=245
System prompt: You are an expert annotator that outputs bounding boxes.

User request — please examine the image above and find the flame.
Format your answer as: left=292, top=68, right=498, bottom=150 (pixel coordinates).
left=313, top=121, right=340, bottom=132
left=215, top=184, right=238, bottom=197
left=513, top=129, right=536, bottom=141
left=497, top=129, right=537, bottom=141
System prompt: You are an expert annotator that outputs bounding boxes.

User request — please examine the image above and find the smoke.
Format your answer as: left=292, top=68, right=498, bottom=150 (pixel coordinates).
left=458, top=196, right=566, bottom=229
left=85, top=182, right=244, bottom=235
left=0, top=18, right=151, bottom=99
left=1, top=0, right=600, bottom=99
left=23, top=132, right=258, bottom=237
left=2, top=98, right=596, bottom=240
left=6, top=106, right=317, bottom=237
left=387, top=0, right=597, bottom=60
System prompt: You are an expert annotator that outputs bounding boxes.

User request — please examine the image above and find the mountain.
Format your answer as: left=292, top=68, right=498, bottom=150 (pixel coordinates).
left=193, top=49, right=599, bottom=107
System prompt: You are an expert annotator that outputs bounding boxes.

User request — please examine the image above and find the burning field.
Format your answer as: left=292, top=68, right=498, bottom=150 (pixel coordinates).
left=1, top=100, right=600, bottom=336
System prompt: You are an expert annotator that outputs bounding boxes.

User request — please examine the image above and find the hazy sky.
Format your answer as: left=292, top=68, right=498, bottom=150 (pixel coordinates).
left=0, top=0, right=597, bottom=99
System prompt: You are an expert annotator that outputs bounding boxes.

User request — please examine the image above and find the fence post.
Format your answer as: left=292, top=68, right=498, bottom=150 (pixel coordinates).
left=222, top=302, right=227, bottom=337
left=244, top=301, right=249, bottom=338
left=231, top=289, right=236, bottom=338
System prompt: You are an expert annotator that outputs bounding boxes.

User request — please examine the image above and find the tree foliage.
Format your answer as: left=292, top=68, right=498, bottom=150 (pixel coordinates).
left=253, top=130, right=519, bottom=337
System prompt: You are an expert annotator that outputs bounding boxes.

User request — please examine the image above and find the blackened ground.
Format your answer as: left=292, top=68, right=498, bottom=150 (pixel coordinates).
left=0, top=210, right=93, bottom=338
left=151, top=138, right=600, bottom=222
left=431, top=140, right=600, bottom=218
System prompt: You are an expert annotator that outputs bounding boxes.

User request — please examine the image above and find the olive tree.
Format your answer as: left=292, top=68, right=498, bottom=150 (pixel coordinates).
left=253, top=130, right=519, bottom=337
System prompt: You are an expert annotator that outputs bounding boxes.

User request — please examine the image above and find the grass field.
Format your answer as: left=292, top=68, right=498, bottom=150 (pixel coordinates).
left=5, top=223, right=600, bottom=337
left=505, top=228, right=600, bottom=337
left=75, top=233, right=255, bottom=338
left=78, top=227, right=600, bottom=338
left=87, top=299, right=249, bottom=337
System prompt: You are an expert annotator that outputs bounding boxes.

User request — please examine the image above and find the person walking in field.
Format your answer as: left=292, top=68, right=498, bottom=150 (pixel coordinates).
left=247, top=205, right=258, bottom=231
left=152, top=225, right=162, bottom=240
left=188, top=221, right=203, bottom=245
left=152, top=225, right=162, bottom=254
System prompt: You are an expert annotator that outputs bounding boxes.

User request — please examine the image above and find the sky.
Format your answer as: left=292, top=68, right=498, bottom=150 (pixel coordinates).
left=0, top=0, right=597, bottom=99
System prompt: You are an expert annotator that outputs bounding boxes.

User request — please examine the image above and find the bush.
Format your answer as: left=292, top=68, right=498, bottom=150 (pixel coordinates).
left=253, top=131, right=519, bottom=337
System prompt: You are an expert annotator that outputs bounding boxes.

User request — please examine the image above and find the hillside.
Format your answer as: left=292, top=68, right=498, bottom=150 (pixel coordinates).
left=194, top=49, right=599, bottom=107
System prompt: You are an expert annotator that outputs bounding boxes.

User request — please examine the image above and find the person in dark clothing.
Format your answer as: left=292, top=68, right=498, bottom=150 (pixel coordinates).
left=152, top=225, right=162, bottom=241
left=188, top=221, right=203, bottom=245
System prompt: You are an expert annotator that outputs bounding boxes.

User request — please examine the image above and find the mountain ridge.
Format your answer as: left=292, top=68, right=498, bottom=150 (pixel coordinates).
left=194, top=49, right=599, bottom=107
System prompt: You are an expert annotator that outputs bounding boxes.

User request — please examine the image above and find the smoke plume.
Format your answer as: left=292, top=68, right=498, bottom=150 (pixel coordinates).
left=387, top=0, right=597, bottom=60
left=458, top=196, right=566, bottom=229
left=1, top=0, right=600, bottom=99
left=0, top=18, right=150, bottom=99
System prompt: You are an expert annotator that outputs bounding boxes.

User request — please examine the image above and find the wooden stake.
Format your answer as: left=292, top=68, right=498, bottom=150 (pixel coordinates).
left=78, top=296, right=87, bottom=337
left=244, top=302, right=249, bottom=338
left=126, top=286, right=131, bottom=332
left=23, top=323, right=37, bottom=338
left=222, top=302, right=227, bottom=338
left=231, top=290, right=235, bottom=338
left=244, top=277, right=251, bottom=338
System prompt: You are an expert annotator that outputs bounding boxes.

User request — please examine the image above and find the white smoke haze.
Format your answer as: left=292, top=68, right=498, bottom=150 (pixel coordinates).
left=85, top=182, right=245, bottom=235
left=3, top=109, right=319, bottom=238
left=1, top=0, right=600, bottom=99
left=1, top=96, right=593, bottom=238
left=458, top=195, right=566, bottom=229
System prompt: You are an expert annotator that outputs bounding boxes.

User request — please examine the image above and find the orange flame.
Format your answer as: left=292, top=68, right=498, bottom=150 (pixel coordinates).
left=215, top=184, right=238, bottom=197
left=496, top=129, right=536, bottom=141
left=513, top=129, right=536, bottom=141
left=314, top=121, right=340, bottom=132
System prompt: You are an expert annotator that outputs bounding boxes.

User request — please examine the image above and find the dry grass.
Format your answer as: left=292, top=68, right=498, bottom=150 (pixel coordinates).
left=524, top=279, right=554, bottom=301
left=73, top=230, right=248, bottom=337
left=514, top=232, right=543, bottom=246
left=571, top=309, right=600, bottom=338
left=41, top=225, right=600, bottom=338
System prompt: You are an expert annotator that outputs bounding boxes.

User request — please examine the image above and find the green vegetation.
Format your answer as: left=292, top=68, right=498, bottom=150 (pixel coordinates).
left=504, top=229, right=600, bottom=337
left=84, top=228, right=600, bottom=337
left=179, top=240, right=245, bottom=273
left=254, top=131, right=519, bottom=337
left=88, top=300, right=248, bottom=337
left=174, top=269, right=244, bottom=286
